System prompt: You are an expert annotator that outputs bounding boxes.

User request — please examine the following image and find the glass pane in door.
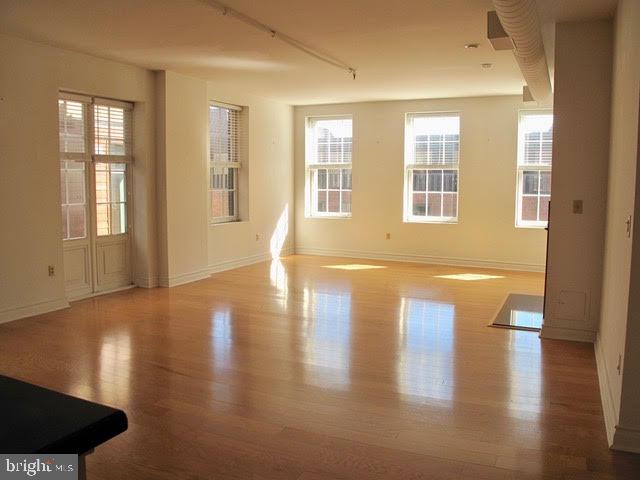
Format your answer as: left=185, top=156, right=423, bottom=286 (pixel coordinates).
left=95, top=162, right=127, bottom=236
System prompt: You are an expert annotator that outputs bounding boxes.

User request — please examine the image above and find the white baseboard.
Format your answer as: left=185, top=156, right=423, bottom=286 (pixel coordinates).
left=539, top=325, right=596, bottom=342
left=613, top=425, right=640, bottom=453
left=0, top=298, right=70, bottom=325
left=595, top=336, right=619, bottom=447
left=158, top=247, right=295, bottom=288
left=135, top=273, right=159, bottom=289
left=208, top=246, right=295, bottom=275
left=158, top=269, right=211, bottom=288
left=294, top=246, right=545, bottom=272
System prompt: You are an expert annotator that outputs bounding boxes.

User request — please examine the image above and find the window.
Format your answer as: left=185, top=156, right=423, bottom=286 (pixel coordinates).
left=516, top=112, right=553, bottom=228
left=58, top=93, right=132, bottom=240
left=305, top=116, right=352, bottom=217
left=404, top=114, right=460, bottom=223
left=59, top=98, right=89, bottom=240
left=209, top=103, right=242, bottom=223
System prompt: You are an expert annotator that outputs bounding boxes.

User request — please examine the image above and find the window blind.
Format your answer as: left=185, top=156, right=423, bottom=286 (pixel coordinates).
left=58, top=94, right=91, bottom=162
left=308, top=117, right=352, bottom=165
left=93, top=99, right=133, bottom=162
left=209, top=105, right=241, bottom=165
left=406, top=114, right=460, bottom=166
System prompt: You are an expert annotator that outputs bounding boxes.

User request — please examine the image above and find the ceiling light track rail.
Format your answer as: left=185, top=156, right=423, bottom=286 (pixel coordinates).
left=201, top=0, right=357, bottom=79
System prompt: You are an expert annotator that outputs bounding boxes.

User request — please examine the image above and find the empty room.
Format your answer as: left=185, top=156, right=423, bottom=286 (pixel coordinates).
left=1, top=0, right=640, bottom=478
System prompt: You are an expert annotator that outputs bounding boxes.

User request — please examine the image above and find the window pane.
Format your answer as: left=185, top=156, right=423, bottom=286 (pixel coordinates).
left=521, top=196, right=538, bottom=221
left=442, top=170, right=457, bottom=192
left=539, top=195, right=550, bottom=222
left=317, top=142, right=328, bottom=163
left=522, top=171, right=539, bottom=194
left=61, top=205, right=68, bottom=240
left=109, top=171, right=126, bottom=203
left=412, top=193, right=426, bottom=216
left=317, top=191, right=327, bottom=212
left=539, top=171, right=551, bottom=195
left=96, top=203, right=110, bottom=236
left=58, top=100, right=86, bottom=154
left=228, top=191, right=235, bottom=217
left=328, top=169, right=340, bottom=189
left=341, top=169, right=352, bottom=190
left=227, top=168, right=235, bottom=190
left=520, top=114, right=553, bottom=166
left=442, top=193, right=457, bottom=218
left=343, top=140, right=352, bottom=163
left=428, top=170, right=443, bottom=192
left=341, top=191, right=351, bottom=213
left=328, top=191, right=340, bottom=212
left=60, top=169, right=67, bottom=204
left=412, top=170, right=427, bottom=192
left=428, top=193, right=442, bottom=217
left=415, top=142, right=428, bottom=163
left=429, top=141, right=443, bottom=164
left=110, top=203, right=126, bottom=235
left=94, top=104, right=129, bottom=156
left=211, top=190, right=228, bottom=218
left=411, top=116, right=459, bottom=166
left=317, top=169, right=327, bottom=189
left=524, top=141, right=541, bottom=164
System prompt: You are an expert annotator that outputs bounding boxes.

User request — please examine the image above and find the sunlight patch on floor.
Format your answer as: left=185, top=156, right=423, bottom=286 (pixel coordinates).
left=322, top=264, right=387, bottom=271
left=434, top=273, right=504, bottom=281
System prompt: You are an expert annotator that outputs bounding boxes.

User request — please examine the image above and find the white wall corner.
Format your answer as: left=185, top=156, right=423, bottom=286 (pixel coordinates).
left=0, top=298, right=70, bottom=325
left=595, top=336, right=619, bottom=447
left=294, top=246, right=545, bottom=272
left=135, top=273, right=159, bottom=289
left=539, top=324, right=596, bottom=343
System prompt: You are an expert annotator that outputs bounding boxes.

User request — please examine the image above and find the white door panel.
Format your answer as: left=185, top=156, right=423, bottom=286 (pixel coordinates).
left=63, top=240, right=92, bottom=299
left=95, top=236, right=131, bottom=291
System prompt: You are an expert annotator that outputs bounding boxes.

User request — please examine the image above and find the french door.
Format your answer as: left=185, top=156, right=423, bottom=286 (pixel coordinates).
left=59, top=94, right=133, bottom=299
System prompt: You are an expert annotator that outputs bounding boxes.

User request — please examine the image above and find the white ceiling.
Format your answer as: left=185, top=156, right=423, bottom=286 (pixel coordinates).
left=0, top=0, right=616, bottom=105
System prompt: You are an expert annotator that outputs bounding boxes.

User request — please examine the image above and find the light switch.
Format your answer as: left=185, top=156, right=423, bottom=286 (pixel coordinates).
left=572, top=200, right=583, bottom=214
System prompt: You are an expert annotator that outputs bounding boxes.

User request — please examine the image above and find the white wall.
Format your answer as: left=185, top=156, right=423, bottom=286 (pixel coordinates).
left=597, top=0, right=640, bottom=452
left=154, top=71, right=294, bottom=286
left=294, top=96, right=547, bottom=271
left=0, top=33, right=156, bottom=322
left=541, top=20, right=612, bottom=343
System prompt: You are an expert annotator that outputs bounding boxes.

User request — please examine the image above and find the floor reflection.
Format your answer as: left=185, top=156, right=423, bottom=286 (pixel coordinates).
left=269, top=259, right=288, bottom=308
left=212, top=307, right=233, bottom=373
left=397, top=298, right=455, bottom=401
left=301, top=286, right=351, bottom=390
left=507, top=330, right=543, bottom=421
left=98, top=330, right=131, bottom=404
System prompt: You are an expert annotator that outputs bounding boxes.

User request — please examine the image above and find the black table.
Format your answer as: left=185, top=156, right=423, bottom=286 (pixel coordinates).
left=0, top=375, right=128, bottom=478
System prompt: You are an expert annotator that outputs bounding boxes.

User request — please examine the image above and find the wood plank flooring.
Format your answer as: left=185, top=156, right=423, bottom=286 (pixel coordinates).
left=1, top=255, right=639, bottom=479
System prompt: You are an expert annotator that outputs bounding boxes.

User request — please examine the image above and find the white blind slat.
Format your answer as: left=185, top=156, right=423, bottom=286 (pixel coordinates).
left=408, top=114, right=460, bottom=166
left=58, top=99, right=89, bottom=159
left=209, top=104, right=241, bottom=164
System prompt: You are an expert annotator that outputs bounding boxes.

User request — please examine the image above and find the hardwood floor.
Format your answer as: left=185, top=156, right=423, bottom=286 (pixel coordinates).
left=1, top=255, right=638, bottom=479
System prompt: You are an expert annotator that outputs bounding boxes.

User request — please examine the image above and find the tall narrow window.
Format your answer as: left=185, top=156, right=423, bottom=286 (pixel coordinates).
left=305, top=116, right=352, bottom=217
left=209, top=103, right=242, bottom=223
left=59, top=96, right=89, bottom=240
left=516, top=112, right=553, bottom=228
left=58, top=94, right=132, bottom=240
left=404, top=114, right=460, bottom=223
left=93, top=99, right=133, bottom=236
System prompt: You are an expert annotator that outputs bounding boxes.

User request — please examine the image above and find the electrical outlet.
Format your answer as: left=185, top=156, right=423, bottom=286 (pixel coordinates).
left=572, top=200, right=583, bottom=214
left=386, top=233, right=391, bottom=240
left=255, top=234, right=260, bottom=241
left=48, top=265, right=55, bottom=277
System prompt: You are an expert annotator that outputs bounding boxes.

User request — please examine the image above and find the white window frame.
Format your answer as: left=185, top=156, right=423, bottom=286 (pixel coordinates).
left=403, top=112, right=460, bottom=224
left=305, top=115, right=353, bottom=218
left=208, top=101, right=242, bottom=224
left=516, top=110, right=553, bottom=229
left=59, top=92, right=133, bottom=240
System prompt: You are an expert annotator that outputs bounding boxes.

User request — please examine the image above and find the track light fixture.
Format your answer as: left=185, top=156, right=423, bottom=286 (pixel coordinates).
left=200, top=0, right=357, bottom=79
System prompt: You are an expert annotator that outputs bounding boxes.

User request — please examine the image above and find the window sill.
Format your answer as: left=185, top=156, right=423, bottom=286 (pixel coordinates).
left=515, top=223, right=547, bottom=230
left=209, top=219, right=245, bottom=226
left=404, top=217, right=458, bottom=225
left=305, top=214, right=352, bottom=220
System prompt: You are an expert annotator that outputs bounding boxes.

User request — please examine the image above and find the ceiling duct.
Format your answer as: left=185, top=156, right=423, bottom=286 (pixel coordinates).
left=490, top=0, right=552, bottom=103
